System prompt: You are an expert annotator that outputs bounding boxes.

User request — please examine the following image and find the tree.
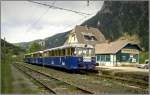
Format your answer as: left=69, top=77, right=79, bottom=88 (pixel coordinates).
left=119, top=32, right=140, bottom=44
left=28, top=42, right=43, bottom=52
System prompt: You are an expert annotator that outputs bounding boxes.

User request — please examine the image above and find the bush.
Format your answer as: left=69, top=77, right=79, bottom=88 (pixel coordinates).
left=139, top=51, right=148, bottom=64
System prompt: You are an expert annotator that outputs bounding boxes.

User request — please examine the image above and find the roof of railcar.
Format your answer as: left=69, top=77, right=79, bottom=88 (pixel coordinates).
left=32, top=51, right=43, bottom=54
left=25, top=44, right=93, bottom=54
left=24, top=53, right=33, bottom=56
left=43, top=44, right=94, bottom=52
left=25, top=51, right=43, bottom=55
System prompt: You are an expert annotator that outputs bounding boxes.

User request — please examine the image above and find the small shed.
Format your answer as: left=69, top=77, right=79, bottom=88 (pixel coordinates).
left=95, top=40, right=142, bottom=66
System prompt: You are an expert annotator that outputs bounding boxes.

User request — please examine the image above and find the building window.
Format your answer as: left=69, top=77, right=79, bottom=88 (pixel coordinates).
left=91, top=36, right=97, bottom=41
left=101, top=55, right=105, bottom=61
left=122, top=55, right=127, bottom=61
left=97, top=55, right=110, bottom=62
left=84, top=35, right=91, bottom=40
left=83, top=34, right=97, bottom=41
left=97, top=55, right=100, bottom=61
left=106, top=55, right=110, bottom=61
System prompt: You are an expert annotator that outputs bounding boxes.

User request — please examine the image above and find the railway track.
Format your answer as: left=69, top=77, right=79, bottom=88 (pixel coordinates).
left=13, top=63, right=94, bottom=94
left=14, top=62, right=148, bottom=93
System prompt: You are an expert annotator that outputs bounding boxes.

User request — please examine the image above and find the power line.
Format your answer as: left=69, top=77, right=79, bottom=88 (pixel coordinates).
left=28, top=0, right=91, bottom=16
left=25, top=0, right=57, bottom=33
left=87, top=0, right=90, bottom=6
left=25, top=0, right=92, bottom=33
left=51, top=0, right=56, bottom=6
left=25, top=7, right=50, bottom=32
left=63, top=15, right=88, bottom=31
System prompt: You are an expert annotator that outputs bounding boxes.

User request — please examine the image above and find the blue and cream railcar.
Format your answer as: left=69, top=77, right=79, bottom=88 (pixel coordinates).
left=42, top=44, right=96, bottom=70
left=24, top=44, right=96, bottom=70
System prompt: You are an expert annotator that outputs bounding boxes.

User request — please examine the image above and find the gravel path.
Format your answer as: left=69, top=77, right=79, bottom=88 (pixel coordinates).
left=96, top=66, right=149, bottom=72
left=11, top=64, right=48, bottom=94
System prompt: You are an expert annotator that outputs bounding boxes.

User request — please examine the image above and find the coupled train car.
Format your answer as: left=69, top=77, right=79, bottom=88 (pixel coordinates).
left=24, top=44, right=96, bottom=70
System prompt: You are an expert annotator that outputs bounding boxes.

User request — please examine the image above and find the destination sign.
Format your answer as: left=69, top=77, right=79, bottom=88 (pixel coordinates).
left=83, top=57, right=91, bottom=62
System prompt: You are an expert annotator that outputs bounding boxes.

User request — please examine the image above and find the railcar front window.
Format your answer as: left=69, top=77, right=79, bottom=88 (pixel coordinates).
left=75, top=48, right=94, bottom=57
left=83, top=48, right=94, bottom=57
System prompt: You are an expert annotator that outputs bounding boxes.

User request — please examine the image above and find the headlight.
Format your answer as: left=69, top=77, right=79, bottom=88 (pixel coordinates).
left=92, top=57, right=96, bottom=62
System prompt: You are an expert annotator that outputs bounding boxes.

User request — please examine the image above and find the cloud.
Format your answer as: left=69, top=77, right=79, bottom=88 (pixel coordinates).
left=1, top=1, right=104, bottom=43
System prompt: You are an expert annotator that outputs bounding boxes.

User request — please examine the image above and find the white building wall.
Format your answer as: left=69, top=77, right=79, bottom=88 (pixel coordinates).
left=65, top=32, right=78, bottom=44
left=111, top=54, right=116, bottom=66
left=96, top=54, right=117, bottom=67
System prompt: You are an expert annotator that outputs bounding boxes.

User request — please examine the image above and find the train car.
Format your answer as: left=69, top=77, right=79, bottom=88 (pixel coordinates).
left=24, top=53, right=33, bottom=63
left=24, top=44, right=96, bottom=70
left=32, top=51, right=43, bottom=64
left=24, top=51, right=43, bottom=64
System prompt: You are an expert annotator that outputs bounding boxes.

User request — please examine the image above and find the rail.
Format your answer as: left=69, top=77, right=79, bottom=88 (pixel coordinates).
left=13, top=63, right=94, bottom=94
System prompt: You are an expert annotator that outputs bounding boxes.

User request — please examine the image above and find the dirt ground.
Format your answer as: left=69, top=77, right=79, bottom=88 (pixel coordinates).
left=96, top=66, right=149, bottom=83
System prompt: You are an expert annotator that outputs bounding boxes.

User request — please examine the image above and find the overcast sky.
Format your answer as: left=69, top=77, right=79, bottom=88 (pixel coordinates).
left=1, top=1, right=104, bottom=43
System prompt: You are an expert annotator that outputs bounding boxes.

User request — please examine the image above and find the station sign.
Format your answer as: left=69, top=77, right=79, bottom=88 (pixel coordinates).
left=121, top=48, right=139, bottom=54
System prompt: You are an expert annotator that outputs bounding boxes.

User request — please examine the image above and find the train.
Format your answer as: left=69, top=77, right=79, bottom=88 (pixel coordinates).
left=24, top=44, right=97, bottom=70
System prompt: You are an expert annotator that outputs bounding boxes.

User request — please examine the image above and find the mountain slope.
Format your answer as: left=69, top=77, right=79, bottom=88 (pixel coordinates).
left=14, top=31, right=69, bottom=50
left=1, top=39, right=25, bottom=55
left=45, top=31, right=69, bottom=49
left=82, top=1, right=148, bottom=51
left=15, top=39, right=45, bottom=50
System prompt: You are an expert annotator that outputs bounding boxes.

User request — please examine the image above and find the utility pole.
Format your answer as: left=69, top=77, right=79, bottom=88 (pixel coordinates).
left=42, top=52, right=44, bottom=73
left=87, top=0, right=90, bottom=6
left=3, top=37, right=6, bottom=64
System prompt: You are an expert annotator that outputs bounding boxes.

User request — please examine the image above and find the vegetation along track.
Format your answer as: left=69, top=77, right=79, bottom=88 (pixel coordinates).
left=79, top=70, right=148, bottom=90
left=13, top=63, right=94, bottom=94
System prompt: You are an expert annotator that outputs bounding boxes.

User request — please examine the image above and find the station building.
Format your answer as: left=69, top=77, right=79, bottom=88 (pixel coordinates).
left=95, top=40, right=141, bottom=66
left=64, top=25, right=105, bottom=45
left=64, top=25, right=141, bottom=67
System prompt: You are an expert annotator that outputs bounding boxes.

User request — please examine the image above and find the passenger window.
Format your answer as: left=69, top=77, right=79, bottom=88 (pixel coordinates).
left=53, top=50, right=55, bottom=56
left=68, top=48, right=71, bottom=56
left=51, top=50, right=53, bottom=56
left=48, top=51, right=51, bottom=56
left=65, top=48, right=67, bottom=56
left=71, top=48, right=75, bottom=55
left=42, top=53, right=45, bottom=57
left=56, top=50, right=58, bottom=56
left=44, top=52, right=46, bottom=57
left=57, top=49, right=60, bottom=56
left=55, top=50, right=57, bottom=56
left=54, top=50, right=56, bottom=56
left=57, top=49, right=59, bottom=56
left=59, top=49, right=61, bottom=56
left=68, top=48, right=70, bottom=56
left=62, top=49, right=65, bottom=56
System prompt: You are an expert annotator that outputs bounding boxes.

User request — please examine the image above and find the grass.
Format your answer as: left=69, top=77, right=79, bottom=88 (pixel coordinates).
left=1, top=55, right=13, bottom=93
left=1, top=54, right=39, bottom=94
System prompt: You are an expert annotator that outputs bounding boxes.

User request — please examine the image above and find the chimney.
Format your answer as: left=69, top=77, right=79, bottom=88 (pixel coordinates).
left=105, top=37, right=112, bottom=44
